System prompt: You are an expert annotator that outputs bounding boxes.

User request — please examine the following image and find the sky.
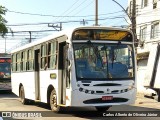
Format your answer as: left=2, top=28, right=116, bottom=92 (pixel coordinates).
left=0, top=0, right=129, bottom=53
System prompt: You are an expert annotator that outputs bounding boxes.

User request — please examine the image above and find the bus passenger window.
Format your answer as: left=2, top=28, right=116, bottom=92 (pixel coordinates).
left=48, top=43, right=51, bottom=68
left=49, top=42, right=57, bottom=69
left=41, top=44, right=47, bottom=69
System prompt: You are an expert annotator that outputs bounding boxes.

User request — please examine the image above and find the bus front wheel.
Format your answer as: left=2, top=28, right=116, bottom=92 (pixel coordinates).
left=19, top=86, right=28, bottom=105
left=95, top=106, right=110, bottom=112
left=50, top=89, right=62, bottom=112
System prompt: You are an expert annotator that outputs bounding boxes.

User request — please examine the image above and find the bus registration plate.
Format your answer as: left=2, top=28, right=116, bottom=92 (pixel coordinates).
left=102, top=96, right=113, bottom=101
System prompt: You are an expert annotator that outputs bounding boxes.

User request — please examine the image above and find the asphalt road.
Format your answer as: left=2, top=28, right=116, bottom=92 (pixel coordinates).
left=0, top=91, right=160, bottom=120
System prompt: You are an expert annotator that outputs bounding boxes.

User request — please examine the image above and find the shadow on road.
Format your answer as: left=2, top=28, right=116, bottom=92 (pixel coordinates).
left=0, top=90, right=12, bottom=94
left=32, top=102, right=160, bottom=119
left=0, top=90, right=17, bottom=98
left=28, top=101, right=104, bottom=118
left=1, top=92, right=160, bottom=119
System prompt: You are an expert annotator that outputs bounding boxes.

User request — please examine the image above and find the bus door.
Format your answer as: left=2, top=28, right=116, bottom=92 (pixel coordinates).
left=58, top=42, right=69, bottom=105
left=34, top=49, right=40, bottom=100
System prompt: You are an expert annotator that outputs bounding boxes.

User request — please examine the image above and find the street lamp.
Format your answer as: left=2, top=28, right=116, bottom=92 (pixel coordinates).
left=112, top=0, right=138, bottom=47
left=112, top=0, right=132, bottom=24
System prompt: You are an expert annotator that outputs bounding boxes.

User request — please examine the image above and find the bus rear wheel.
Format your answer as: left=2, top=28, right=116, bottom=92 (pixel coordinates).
left=50, top=89, right=62, bottom=112
left=95, top=106, right=110, bottom=112
left=19, top=86, right=28, bottom=105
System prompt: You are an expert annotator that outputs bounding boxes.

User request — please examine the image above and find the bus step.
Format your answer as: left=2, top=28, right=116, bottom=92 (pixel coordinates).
left=58, top=104, right=66, bottom=107
left=34, top=100, right=41, bottom=102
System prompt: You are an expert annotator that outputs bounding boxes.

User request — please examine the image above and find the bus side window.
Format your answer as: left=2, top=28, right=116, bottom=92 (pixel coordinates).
left=48, top=43, right=51, bottom=68
left=12, top=54, right=16, bottom=72
left=26, top=50, right=29, bottom=70
left=49, top=41, right=57, bottom=69
left=29, top=49, right=34, bottom=70
left=23, top=51, right=26, bottom=71
left=16, top=53, right=20, bottom=72
left=21, top=52, right=23, bottom=71
left=41, top=44, right=47, bottom=70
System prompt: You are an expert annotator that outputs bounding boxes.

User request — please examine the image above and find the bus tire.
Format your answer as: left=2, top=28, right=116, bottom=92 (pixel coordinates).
left=19, top=86, right=28, bottom=105
left=95, top=106, right=110, bottom=112
left=50, top=89, right=62, bottom=112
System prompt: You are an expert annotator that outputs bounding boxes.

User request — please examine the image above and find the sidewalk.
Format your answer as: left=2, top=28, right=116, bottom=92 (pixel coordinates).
left=134, top=94, right=160, bottom=109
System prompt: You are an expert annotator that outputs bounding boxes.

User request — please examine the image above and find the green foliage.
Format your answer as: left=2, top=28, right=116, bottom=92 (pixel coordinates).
left=0, top=5, right=8, bottom=37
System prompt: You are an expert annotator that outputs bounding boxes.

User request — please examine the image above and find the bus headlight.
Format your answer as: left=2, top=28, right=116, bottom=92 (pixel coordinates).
left=91, top=90, right=94, bottom=94
left=79, top=88, right=83, bottom=92
left=85, top=90, right=89, bottom=93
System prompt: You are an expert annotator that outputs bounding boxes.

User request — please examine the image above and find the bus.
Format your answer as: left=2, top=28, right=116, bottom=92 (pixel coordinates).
left=11, top=26, right=137, bottom=112
left=0, top=53, right=11, bottom=91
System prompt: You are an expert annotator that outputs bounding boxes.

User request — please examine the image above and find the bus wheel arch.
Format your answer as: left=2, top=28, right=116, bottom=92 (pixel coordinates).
left=47, top=85, right=54, bottom=104
left=47, top=85, right=62, bottom=112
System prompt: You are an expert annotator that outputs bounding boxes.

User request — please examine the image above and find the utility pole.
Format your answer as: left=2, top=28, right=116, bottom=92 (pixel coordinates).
left=48, top=23, right=62, bottom=31
left=26, top=31, right=36, bottom=43
left=95, top=0, right=98, bottom=26
left=80, top=19, right=88, bottom=26
left=112, top=0, right=132, bottom=23
left=112, top=0, right=137, bottom=47
left=29, top=31, right=31, bottom=43
left=131, top=0, right=137, bottom=47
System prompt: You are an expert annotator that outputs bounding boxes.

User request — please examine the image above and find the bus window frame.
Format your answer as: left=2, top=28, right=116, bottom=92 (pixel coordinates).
left=41, top=43, right=48, bottom=70
left=49, top=41, right=58, bottom=69
left=26, top=48, right=34, bottom=71
left=16, top=53, right=21, bottom=72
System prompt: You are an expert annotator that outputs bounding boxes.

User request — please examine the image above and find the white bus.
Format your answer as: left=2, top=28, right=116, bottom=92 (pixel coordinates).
left=11, top=26, right=137, bottom=112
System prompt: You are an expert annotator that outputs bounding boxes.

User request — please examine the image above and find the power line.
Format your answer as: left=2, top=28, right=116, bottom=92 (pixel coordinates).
left=53, top=0, right=81, bottom=21
left=1, top=16, right=128, bottom=38
left=64, top=0, right=95, bottom=23
left=60, top=0, right=88, bottom=20
left=7, top=8, right=123, bottom=18
left=5, top=29, right=58, bottom=33
left=7, top=9, right=87, bottom=18
left=66, top=0, right=95, bottom=19
left=6, top=1, right=92, bottom=19
left=6, top=14, right=125, bottom=27
left=36, top=0, right=84, bottom=38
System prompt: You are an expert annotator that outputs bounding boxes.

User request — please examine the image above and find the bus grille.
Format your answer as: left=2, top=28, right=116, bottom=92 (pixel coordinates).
left=83, top=98, right=128, bottom=104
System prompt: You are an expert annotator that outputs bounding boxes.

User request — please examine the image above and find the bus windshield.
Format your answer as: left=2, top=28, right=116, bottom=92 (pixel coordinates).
left=0, top=58, right=11, bottom=79
left=73, top=43, right=134, bottom=80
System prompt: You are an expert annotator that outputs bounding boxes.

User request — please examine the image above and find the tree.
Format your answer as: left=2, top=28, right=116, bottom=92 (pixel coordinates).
left=0, top=5, right=8, bottom=37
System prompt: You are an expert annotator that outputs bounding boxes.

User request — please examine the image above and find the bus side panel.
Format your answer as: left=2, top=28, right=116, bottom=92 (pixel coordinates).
left=11, top=73, right=20, bottom=96
left=39, top=70, right=59, bottom=103
left=12, top=72, right=36, bottom=100
left=24, top=72, right=36, bottom=100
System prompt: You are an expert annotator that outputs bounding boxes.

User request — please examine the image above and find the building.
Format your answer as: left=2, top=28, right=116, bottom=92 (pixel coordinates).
left=128, top=0, right=160, bottom=99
